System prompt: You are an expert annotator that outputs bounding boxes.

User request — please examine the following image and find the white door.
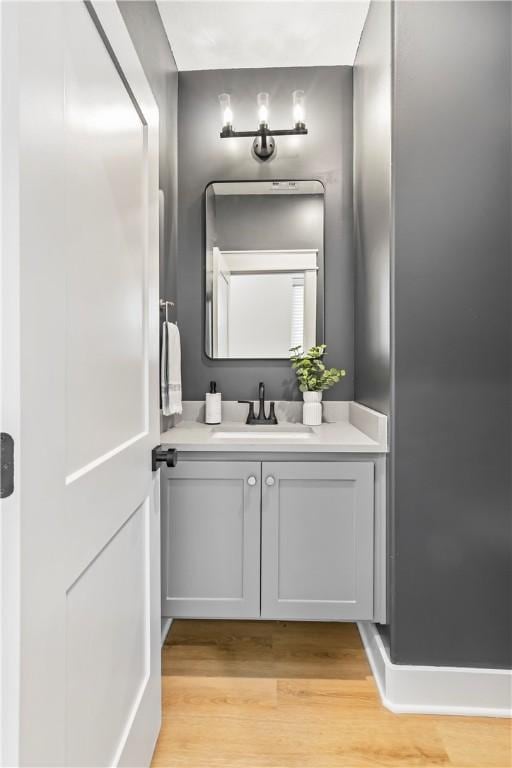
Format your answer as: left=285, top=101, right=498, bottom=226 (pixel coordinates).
left=1, top=2, right=160, bottom=766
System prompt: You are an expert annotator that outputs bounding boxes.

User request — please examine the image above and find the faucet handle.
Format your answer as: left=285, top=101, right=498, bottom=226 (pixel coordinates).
left=238, top=400, right=256, bottom=424
left=269, top=402, right=278, bottom=425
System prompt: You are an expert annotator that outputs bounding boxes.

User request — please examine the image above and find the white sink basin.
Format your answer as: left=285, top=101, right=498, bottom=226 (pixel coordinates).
left=210, top=424, right=314, bottom=440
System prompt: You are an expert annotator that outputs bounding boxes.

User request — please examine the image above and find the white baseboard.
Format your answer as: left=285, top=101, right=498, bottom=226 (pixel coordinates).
left=358, top=621, right=512, bottom=718
left=161, top=617, right=173, bottom=647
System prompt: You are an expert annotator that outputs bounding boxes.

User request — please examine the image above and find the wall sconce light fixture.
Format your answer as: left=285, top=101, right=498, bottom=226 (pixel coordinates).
left=218, top=90, right=308, bottom=162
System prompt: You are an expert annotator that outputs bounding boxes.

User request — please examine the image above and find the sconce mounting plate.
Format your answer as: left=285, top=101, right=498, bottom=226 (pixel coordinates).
left=252, top=134, right=276, bottom=162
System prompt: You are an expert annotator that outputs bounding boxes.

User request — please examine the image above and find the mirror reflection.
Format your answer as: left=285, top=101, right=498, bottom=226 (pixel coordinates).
left=205, top=180, right=324, bottom=359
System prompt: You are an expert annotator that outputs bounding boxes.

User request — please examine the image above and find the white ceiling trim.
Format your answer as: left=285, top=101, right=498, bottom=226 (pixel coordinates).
left=157, top=1, right=370, bottom=71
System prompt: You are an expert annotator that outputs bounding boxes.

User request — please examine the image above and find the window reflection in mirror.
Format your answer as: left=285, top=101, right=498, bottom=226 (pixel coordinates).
left=205, top=180, right=325, bottom=360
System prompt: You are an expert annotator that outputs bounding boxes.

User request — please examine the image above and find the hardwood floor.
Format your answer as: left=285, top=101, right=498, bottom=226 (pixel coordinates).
left=152, top=620, right=511, bottom=768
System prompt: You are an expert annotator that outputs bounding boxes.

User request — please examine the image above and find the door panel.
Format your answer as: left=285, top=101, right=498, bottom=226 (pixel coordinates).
left=66, top=503, right=149, bottom=768
left=3, top=2, right=161, bottom=765
left=261, top=462, right=374, bottom=620
left=65, top=6, right=147, bottom=477
left=278, top=479, right=358, bottom=601
left=168, top=478, right=245, bottom=599
left=162, top=462, right=261, bottom=618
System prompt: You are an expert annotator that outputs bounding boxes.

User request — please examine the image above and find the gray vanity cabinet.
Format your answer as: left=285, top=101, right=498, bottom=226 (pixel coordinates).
left=261, top=462, right=374, bottom=621
left=161, top=461, right=261, bottom=618
left=161, top=457, right=378, bottom=622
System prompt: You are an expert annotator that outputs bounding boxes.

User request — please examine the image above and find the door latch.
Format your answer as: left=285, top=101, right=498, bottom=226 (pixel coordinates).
left=1, top=433, right=14, bottom=498
left=152, top=446, right=178, bottom=472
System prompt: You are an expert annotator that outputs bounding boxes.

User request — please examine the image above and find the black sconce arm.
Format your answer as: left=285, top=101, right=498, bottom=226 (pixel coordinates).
left=220, top=125, right=308, bottom=139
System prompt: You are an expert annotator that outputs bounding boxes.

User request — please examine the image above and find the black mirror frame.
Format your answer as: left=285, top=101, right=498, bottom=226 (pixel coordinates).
left=203, top=178, right=326, bottom=362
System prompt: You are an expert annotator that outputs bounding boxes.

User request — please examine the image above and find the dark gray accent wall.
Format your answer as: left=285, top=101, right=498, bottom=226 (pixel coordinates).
left=177, top=67, right=354, bottom=402
left=117, top=0, right=178, bottom=317
left=356, top=0, right=512, bottom=668
left=391, top=0, right=512, bottom=669
left=353, top=1, right=392, bottom=416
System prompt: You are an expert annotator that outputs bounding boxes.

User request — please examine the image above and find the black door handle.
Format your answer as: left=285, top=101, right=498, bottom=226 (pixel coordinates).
left=1, top=433, right=14, bottom=498
left=152, top=446, right=178, bottom=471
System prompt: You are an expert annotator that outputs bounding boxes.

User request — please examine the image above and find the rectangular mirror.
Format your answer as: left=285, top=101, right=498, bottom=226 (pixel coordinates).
left=205, top=180, right=325, bottom=359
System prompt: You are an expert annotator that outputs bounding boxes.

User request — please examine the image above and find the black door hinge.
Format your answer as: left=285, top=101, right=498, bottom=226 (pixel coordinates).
left=152, top=446, right=178, bottom=472
left=1, top=433, right=14, bottom=499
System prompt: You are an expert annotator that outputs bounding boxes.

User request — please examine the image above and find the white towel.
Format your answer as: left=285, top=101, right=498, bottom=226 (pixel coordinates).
left=161, top=321, right=182, bottom=416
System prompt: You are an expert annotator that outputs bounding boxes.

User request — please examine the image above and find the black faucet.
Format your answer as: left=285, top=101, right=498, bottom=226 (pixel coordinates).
left=257, top=381, right=266, bottom=421
left=238, top=381, right=278, bottom=425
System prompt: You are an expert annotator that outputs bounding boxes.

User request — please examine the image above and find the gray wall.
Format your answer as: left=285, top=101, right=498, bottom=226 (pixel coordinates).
left=353, top=1, right=392, bottom=416
left=177, top=67, right=353, bottom=402
left=391, top=0, right=512, bottom=669
left=118, top=0, right=178, bottom=319
left=355, top=0, right=512, bottom=668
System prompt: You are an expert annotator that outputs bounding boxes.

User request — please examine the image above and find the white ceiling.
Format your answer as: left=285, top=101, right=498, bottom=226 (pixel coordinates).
left=157, top=1, right=370, bottom=71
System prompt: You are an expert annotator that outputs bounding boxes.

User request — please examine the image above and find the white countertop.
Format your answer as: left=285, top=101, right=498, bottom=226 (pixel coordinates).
left=160, top=401, right=388, bottom=453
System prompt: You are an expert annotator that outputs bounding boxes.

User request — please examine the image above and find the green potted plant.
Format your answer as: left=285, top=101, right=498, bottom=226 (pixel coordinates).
left=289, top=344, right=346, bottom=425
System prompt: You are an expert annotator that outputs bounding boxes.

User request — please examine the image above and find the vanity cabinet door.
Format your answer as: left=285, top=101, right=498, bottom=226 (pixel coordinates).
left=261, top=462, right=374, bottom=621
left=161, top=461, right=261, bottom=618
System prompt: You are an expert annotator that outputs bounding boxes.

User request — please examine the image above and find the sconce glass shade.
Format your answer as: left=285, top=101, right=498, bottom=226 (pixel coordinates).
left=257, top=92, right=270, bottom=126
left=292, top=90, right=306, bottom=127
left=219, top=93, right=233, bottom=128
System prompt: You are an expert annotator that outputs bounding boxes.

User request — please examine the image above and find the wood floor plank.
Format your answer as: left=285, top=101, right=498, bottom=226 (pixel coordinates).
left=435, top=718, right=512, bottom=767
left=162, top=675, right=278, bottom=715
left=276, top=677, right=383, bottom=712
left=153, top=713, right=451, bottom=767
left=152, top=620, right=511, bottom=768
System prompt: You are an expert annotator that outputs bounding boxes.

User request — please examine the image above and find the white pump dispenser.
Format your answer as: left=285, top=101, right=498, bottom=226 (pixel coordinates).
left=205, top=380, right=222, bottom=425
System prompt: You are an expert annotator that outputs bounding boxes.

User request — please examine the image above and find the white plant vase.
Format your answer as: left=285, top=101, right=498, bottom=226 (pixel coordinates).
left=302, top=391, right=323, bottom=426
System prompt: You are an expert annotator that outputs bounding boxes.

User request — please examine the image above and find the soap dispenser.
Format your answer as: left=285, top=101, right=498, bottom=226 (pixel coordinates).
left=205, top=381, right=222, bottom=425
